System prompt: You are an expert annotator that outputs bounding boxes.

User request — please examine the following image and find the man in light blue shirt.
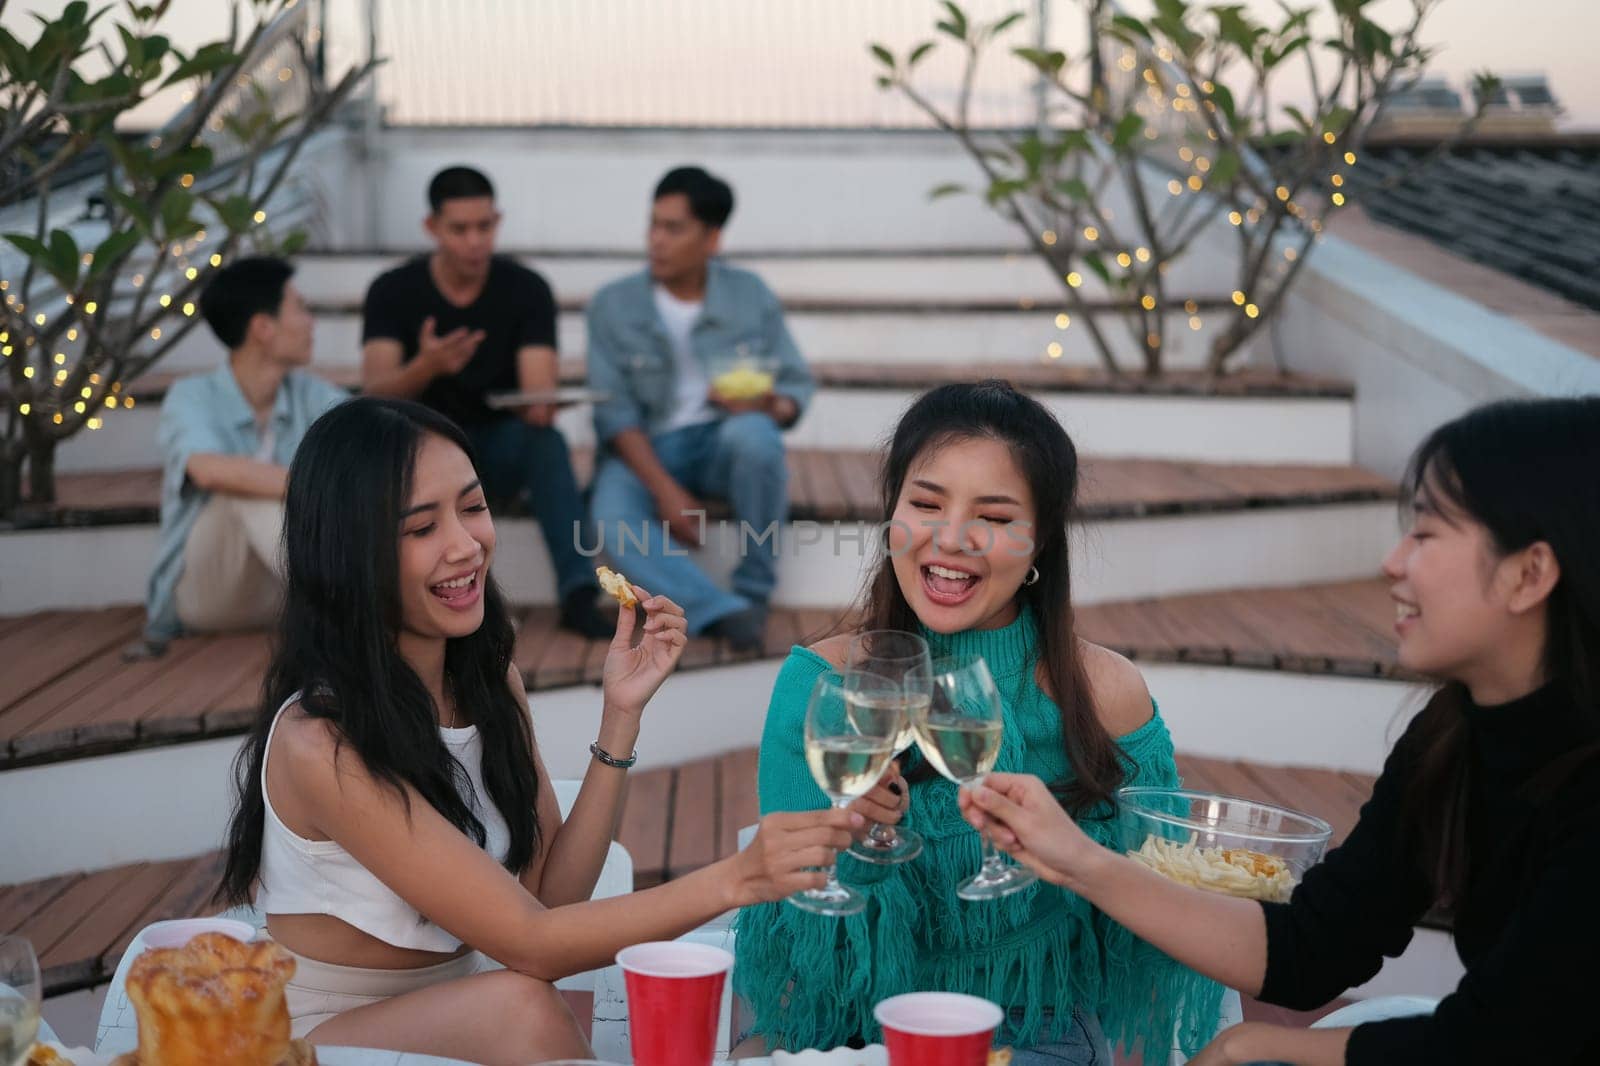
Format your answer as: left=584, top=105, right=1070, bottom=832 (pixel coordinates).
left=586, top=167, right=814, bottom=651
left=136, top=257, right=347, bottom=653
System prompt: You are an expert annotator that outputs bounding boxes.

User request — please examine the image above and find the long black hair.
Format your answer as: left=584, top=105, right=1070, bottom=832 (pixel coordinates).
left=219, top=398, right=540, bottom=905
left=1400, top=395, right=1600, bottom=907
left=855, top=379, right=1124, bottom=815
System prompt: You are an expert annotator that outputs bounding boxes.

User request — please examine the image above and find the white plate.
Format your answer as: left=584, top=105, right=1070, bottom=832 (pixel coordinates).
left=484, top=387, right=611, bottom=409
left=770, top=1046, right=888, bottom=1065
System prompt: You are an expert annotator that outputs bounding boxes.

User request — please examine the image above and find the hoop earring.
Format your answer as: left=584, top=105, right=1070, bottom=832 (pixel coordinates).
left=1023, top=565, right=1040, bottom=587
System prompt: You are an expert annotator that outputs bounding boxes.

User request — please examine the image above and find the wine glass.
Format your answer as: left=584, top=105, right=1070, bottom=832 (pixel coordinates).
left=917, top=655, right=1037, bottom=901
left=788, top=670, right=903, bottom=916
left=0, top=936, right=41, bottom=1066
left=843, top=630, right=931, bottom=864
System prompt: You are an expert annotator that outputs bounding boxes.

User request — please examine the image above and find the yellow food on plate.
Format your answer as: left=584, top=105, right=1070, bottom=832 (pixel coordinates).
left=595, top=565, right=638, bottom=608
left=113, top=932, right=313, bottom=1066
left=1129, top=832, right=1296, bottom=902
left=712, top=366, right=775, bottom=400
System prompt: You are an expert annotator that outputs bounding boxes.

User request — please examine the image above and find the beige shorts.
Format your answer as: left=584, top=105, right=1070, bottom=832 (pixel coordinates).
left=283, top=948, right=490, bottom=1038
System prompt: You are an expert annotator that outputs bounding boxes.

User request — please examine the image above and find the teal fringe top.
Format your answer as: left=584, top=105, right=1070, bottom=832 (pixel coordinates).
left=733, top=606, right=1225, bottom=1056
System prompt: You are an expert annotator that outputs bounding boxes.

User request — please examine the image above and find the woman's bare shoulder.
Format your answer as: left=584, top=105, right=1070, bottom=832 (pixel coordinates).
left=1080, top=640, right=1154, bottom=737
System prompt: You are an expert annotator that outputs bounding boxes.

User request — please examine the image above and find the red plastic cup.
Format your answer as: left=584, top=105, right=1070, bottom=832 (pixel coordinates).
left=616, top=941, right=733, bottom=1066
left=875, top=991, right=1004, bottom=1066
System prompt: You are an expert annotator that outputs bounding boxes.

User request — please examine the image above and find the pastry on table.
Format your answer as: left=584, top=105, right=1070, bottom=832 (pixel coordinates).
left=111, top=932, right=315, bottom=1065
left=595, top=565, right=638, bottom=608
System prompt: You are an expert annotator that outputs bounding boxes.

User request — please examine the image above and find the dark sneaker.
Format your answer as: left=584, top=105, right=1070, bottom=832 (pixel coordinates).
left=710, top=603, right=768, bottom=654
left=560, top=586, right=616, bottom=639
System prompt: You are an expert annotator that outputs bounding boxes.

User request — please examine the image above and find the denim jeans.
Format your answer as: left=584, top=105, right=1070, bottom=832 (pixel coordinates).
left=588, top=413, right=788, bottom=634
left=1008, top=1009, right=1111, bottom=1066
left=466, top=417, right=597, bottom=600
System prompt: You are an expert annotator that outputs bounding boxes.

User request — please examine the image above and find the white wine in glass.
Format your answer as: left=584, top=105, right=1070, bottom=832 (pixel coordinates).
left=919, top=655, right=1037, bottom=901
left=788, top=671, right=902, bottom=917
left=0, top=935, right=41, bottom=1066
left=844, top=630, right=932, bottom=865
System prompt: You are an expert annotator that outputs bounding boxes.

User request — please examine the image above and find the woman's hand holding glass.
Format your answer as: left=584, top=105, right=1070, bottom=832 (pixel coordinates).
left=788, top=670, right=906, bottom=916
left=598, top=585, right=688, bottom=719
left=724, top=808, right=864, bottom=908
left=957, top=772, right=1107, bottom=891
left=843, top=630, right=931, bottom=864
left=845, top=759, right=908, bottom=843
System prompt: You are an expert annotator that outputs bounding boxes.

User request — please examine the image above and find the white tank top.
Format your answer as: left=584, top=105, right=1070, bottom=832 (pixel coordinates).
left=255, top=694, right=512, bottom=952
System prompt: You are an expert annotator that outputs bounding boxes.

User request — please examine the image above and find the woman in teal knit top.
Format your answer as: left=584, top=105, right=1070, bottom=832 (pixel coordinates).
left=733, top=381, right=1223, bottom=1062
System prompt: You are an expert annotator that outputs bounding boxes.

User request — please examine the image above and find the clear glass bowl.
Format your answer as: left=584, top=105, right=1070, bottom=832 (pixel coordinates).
left=707, top=349, right=778, bottom=400
left=1115, top=786, right=1333, bottom=903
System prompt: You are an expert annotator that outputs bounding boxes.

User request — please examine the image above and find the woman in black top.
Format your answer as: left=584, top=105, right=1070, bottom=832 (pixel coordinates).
left=959, top=396, right=1600, bottom=1065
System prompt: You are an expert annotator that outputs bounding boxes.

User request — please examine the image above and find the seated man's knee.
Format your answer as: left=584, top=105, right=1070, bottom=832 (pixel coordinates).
left=719, top=412, right=785, bottom=467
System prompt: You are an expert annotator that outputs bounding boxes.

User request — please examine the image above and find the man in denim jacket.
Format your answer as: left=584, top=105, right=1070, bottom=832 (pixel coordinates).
left=586, top=167, right=814, bottom=651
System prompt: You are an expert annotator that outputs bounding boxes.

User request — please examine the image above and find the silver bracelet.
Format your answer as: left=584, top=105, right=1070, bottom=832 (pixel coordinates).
left=589, top=741, right=637, bottom=769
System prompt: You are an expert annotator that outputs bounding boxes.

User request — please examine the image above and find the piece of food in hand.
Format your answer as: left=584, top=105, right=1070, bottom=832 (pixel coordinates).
left=595, top=565, right=638, bottom=608
left=712, top=366, right=776, bottom=400
left=25, top=1046, right=72, bottom=1066
left=988, top=1049, right=1013, bottom=1066
left=116, top=932, right=311, bottom=1066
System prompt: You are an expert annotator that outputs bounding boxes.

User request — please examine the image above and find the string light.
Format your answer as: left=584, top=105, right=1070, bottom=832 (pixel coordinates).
left=79, top=386, right=91, bottom=398
left=53, top=369, right=66, bottom=384
left=1046, top=342, right=1064, bottom=358
left=87, top=417, right=102, bottom=430
left=1175, top=84, right=1191, bottom=98
left=183, top=302, right=196, bottom=316
left=1055, top=313, right=1071, bottom=328
left=53, top=413, right=63, bottom=424
left=66, top=328, right=78, bottom=341
left=73, top=401, right=86, bottom=414
left=1246, top=208, right=1261, bottom=223
left=1322, top=131, right=1336, bottom=144
left=52, top=352, right=65, bottom=365
left=1245, top=303, right=1261, bottom=318
left=23, top=366, right=34, bottom=378
left=1344, top=151, right=1357, bottom=165
left=1195, top=157, right=1210, bottom=173
left=150, top=327, right=162, bottom=340
left=1116, top=252, right=1133, bottom=267
left=1041, top=230, right=1058, bottom=246
left=278, top=67, right=293, bottom=82
left=209, top=254, right=222, bottom=267
left=1274, top=186, right=1290, bottom=201
left=1065, top=271, right=1083, bottom=288
left=1189, top=315, right=1202, bottom=330
left=1, top=346, right=9, bottom=356
left=1083, top=226, right=1099, bottom=241
left=1146, top=332, right=1159, bottom=348
left=105, top=395, right=117, bottom=408
left=1331, top=174, right=1345, bottom=187
left=180, top=173, right=194, bottom=188
left=1140, top=294, right=1157, bottom=310
left=159, top=294, right=172, bottom=307
left=1178, top=146, right=1195, bottom=162
left=1167, top=180, right=1182, bottom=196
left=1186, top=175, right=1203, bottom=191
left=252, top=210, right=267, bottom=224
left=1331, top=192, right=1346, bottom=206
left=1231, top=290, right=1247, bottom=306
left=1135, top=247, right=1151, bottom=263
left=1228, top=210, right=1243, bottom=225
left=1284, top=247, right=1298, bottom=261
left=84, top=301, right=97, bottom=314
left=132, top=273, right=144, bottom=287
left=185, top=267, right=198, bottom=280
left=123, top=396, right=135, bottom=409
left=18, top=403, right=29, bottom=414
left=89, top=373, right=100, bottom=384
left=1184, top=299, right=1198, bottom=313
left=34, top=312, right=46, bottom=326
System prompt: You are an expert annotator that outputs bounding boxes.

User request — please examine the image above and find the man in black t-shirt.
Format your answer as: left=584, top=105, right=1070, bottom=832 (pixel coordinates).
left=360, top=166, right=609, bottom=637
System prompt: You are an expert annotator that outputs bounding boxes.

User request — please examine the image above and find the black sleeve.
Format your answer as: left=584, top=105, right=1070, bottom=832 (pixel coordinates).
left=361, top=269, right=412, bottom=348
left=1256, top=720, right=1435, bottom=1010
left=1345, top=821, right=1600, bottom=1065
left=516, top=269, right=558, bottom=351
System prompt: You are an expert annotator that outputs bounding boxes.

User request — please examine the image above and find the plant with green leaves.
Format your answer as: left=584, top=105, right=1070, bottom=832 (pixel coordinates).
left=0, top=0, right=375, bottom=515
left=872, top=0, right=1494, bottom=376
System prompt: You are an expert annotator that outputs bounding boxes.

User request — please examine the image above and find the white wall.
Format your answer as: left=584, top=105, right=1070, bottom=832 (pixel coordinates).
left=1270, top=235, right=1600, bottom=480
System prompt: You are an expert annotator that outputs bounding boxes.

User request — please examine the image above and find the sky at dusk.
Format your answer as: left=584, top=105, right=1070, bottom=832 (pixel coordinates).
left=6, top=0, right=1596, bottom=129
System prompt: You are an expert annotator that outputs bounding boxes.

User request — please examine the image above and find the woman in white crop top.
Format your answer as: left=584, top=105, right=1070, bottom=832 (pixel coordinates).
left=217, top=398, right=861, bottom=1065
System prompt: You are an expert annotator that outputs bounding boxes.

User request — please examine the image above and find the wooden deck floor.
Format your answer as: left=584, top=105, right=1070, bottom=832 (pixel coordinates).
left=0, top=579, right=1409, bottom=770
left=5, top=749, right=1374, bottom=999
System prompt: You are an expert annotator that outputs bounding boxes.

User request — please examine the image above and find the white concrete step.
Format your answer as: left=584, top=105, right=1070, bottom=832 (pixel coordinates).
left=154, top=305, right=1226, bottom=374
left=53, top=385, right=1353, bottom=474
left=2, top=498, right=1396, bottom=615
left=291, top=251, right=1234, bottom=307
